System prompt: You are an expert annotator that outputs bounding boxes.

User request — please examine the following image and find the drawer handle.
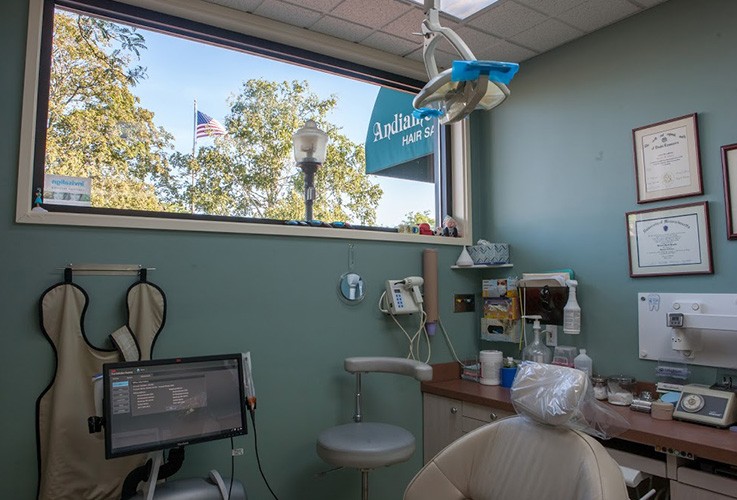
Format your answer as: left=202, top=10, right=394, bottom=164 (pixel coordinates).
left=450, top=407, right=458, bottom=414
left=489, top=412, right=498, bottom=421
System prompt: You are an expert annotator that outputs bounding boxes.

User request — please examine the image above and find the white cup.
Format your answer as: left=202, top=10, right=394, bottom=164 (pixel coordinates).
left=479, top=350, right=502, bottom=385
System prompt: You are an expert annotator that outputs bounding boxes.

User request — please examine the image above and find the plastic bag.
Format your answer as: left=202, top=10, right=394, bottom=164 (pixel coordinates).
left=511, top=361, right=630, bottom=439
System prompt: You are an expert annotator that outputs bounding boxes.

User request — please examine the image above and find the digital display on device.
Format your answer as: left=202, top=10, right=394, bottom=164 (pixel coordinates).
left=103, top=354, right=247, bottom=458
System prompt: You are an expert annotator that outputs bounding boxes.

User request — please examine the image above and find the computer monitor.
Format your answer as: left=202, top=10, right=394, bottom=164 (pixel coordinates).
left=103, top=354, right=248, bottom=459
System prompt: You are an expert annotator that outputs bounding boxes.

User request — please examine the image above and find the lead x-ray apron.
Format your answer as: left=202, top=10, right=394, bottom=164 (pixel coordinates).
left=36, top=269, right=166, bottom=500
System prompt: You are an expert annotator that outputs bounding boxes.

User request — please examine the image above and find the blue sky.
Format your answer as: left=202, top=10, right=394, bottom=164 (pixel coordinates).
left=127, top=24, right=434, bottom=226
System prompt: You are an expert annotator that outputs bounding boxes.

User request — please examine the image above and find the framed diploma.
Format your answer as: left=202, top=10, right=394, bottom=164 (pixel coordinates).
left=633, top=114, right=702, bottom=203
left=721, top=143, right=737, bottom=239
left=626, top=202, right=712, bottom=277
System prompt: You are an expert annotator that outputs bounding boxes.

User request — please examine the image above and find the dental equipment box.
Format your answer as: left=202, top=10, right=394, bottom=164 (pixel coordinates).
left=672, top=384, right=737, bottom=428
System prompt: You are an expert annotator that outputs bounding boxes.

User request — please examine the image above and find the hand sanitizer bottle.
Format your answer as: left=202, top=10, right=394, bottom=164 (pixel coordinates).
left=563, top=280, right=581, bottom=334
left=522, top=316, right=552, bottom=363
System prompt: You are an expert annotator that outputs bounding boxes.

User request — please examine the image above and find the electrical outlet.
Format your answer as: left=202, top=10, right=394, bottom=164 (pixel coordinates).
left=545, top=325, right=558, bottom=346
left=454, top=294, right=475, bottom=312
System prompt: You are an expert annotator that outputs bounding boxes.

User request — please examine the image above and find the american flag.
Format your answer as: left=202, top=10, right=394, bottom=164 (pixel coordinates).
left=196, top=111, right=227, bottom=138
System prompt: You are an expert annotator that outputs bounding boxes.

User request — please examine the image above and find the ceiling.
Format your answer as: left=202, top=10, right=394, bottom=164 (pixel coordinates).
left=202, top=0, right=669, bottom=70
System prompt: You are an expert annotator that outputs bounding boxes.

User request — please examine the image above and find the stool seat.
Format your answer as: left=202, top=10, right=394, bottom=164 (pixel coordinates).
left=316, top=422, right=416, bottom=470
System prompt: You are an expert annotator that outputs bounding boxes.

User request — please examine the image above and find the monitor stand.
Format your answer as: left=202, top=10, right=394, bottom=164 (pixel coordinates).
left=133, top=451, right=247, bottom=500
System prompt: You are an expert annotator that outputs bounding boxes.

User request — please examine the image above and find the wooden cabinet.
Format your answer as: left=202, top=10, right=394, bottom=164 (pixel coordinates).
left=422, top=393, right=514, bottom=463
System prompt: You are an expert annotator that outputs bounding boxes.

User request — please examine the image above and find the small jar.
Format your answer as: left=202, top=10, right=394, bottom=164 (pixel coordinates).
left=592, top=376, right=608, bottom=400
left=607, top=375, right=636, bottom=406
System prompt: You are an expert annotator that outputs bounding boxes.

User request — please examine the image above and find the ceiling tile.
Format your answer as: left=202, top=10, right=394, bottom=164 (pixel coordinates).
left=362, top=31, right=420, bottom=56
left=454, top=27, right=502, bottom=57
left=404, top=47, right=455, bottom=71
left=510, top=18, right=584, bottom=52
left=203, top=0, right=265, bottom=12
left=468, top=1, right=548, bottom=38
left=281, top=0, right=344, bottom=12
left=406, top=48, right=424, bottom=62
left=433, top=50, right=457, bottom=71
left=331, top=0, right=413, bottom=29
left=476, top=39, right=537, bottom=63
left=557, top=0, right=640, bottom=32
left=309, top=15, right=375, bottom=42
left=512, top=0, right=587, bottom=16
left=382, top=10, right=426, bottom=41
left=253, top=0, right=323, bottom=27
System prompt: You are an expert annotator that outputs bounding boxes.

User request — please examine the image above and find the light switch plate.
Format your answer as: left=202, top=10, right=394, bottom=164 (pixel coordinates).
left=454, top=294, right=475, bottom=312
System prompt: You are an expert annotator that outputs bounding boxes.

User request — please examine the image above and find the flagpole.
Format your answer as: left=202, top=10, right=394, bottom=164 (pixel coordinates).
left=191, top=99, right=197, bottom=213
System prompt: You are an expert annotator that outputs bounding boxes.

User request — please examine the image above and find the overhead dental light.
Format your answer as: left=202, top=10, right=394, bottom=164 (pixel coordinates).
left=413, top=0, right=519, bottom=123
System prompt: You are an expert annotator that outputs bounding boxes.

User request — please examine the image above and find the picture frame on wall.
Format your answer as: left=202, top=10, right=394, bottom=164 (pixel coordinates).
left=632, top=113, right=702, bottom=204
left=721, top=143, right=737, bottom=239
left=626, top=201, right=712, bottom=277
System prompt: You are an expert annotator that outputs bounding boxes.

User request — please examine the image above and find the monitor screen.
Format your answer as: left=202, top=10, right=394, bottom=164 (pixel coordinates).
left=103, top=354, right=248, bottom=459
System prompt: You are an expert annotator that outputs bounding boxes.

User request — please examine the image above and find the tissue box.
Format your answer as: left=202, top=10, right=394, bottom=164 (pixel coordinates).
left=468, top=243, right=509, bottom=265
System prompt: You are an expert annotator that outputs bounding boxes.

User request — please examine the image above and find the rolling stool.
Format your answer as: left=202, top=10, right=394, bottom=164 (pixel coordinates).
left=316, top=357, right=432, bottom=500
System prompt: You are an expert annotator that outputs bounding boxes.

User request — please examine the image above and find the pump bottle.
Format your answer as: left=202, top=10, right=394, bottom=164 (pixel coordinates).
left=521, top=316, right=552, bottom=364
left=563, top=280, right=581, bottom=335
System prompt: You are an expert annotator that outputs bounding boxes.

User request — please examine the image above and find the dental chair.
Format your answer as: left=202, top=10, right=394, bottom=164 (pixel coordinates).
left=404, top=363, right=630, bottom=500
left=316, top=357, right=433, bottom=500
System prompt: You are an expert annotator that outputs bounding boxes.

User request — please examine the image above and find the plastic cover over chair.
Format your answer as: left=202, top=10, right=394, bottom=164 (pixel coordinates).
left=404, top=363, right=629, bottom=500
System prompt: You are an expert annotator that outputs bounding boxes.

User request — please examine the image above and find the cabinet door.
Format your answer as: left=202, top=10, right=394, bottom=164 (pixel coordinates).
left=671, top=480, right=737, bottom=500
left=423, top=393, right=463, bottom=463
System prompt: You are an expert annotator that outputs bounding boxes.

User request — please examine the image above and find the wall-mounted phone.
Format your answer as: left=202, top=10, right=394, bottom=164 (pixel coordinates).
left=385, top=277, right=424, bottom=315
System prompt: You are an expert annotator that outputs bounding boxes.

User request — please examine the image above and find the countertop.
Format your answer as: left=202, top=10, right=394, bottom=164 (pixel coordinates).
left=421, top=363, right=737, bottom=467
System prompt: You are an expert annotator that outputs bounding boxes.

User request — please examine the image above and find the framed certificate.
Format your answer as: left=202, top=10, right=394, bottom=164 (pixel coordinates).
left=626, top=202, right=712, bottom=277
left=721, top=143, right=737, bottom=239
left=633, top=114, right=702, bottom=203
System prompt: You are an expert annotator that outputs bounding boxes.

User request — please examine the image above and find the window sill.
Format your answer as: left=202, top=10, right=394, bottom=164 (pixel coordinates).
left=16, top=209, right=473, bottom=246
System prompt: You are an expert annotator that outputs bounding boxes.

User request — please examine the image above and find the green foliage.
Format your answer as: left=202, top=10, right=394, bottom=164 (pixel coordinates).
left=402, top=210, right=435, bottom=228
left=46, top=12, right=173, bottom=210
left=169, top=79, right=382, bottom=224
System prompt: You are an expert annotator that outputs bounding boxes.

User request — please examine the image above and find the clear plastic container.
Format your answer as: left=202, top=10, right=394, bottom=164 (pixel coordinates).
left=607, top=375, right=636, bottom=406
left=592, top=376, right=608, bottom=400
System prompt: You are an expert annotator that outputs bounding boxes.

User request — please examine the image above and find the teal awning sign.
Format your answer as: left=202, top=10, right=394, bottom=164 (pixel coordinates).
left=365, top=87, right=435, bottom=183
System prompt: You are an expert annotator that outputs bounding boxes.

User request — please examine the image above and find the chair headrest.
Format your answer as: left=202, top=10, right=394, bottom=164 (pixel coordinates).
left=510, top=362, right=589, bottom=426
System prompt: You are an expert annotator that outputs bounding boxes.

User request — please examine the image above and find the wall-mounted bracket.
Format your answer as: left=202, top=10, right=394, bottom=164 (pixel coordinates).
left=638, top=293, right=737, bottom=368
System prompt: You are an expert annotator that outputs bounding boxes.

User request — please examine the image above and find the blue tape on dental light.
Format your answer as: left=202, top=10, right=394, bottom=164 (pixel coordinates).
left=451, top=60, right=520, bottom=85
left=412, top=108, right=444, bottom=119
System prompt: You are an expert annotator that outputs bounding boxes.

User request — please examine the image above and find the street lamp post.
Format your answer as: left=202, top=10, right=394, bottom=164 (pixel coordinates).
left=292, top=120, right=329, bottom=221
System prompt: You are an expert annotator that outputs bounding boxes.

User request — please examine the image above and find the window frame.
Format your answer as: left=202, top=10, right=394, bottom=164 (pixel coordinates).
left=16, top=0, right=474, bottom=246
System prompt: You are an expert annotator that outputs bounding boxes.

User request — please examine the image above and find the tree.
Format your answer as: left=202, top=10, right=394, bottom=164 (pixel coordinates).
left=45, top=12, right=174, bottom=211
left=167, top=79, right=383, bottom=224
left=402, top=210, right=435, bottom=228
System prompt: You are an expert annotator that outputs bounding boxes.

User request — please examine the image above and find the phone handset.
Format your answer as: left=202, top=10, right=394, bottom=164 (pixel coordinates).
left=385, top=277, right=424, bottom=315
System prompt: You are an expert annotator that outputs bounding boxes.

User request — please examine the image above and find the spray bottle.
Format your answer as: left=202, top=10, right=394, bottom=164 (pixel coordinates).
left=563, top=280, right=581, bottom=335
left=521, top=315, right=552, bottom=363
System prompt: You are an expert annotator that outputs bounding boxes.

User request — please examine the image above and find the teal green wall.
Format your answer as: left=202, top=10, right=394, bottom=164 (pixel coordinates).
left=5, top=0, right=737, bottom=498
left=477, top=0, right=737, bottom=382
left=0, top=1, right=481, bottom=498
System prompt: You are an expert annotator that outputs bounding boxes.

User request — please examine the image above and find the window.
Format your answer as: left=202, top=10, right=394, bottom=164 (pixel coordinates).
left=17, top=0, right=472, bottom=244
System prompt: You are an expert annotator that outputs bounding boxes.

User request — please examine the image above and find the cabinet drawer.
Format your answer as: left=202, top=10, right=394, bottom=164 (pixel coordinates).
left=677, top=467, right=737, bottom=498
left=671, top=479, right=737, bottom=500
left=605, top=448, right=666, bottom=479
left=462, top=401, right=514, bottom=423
